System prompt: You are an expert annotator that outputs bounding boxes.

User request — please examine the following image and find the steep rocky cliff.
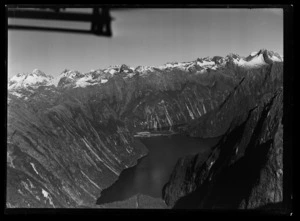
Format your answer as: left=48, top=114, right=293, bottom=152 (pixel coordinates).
left=162, top=60, right=284, bottom=210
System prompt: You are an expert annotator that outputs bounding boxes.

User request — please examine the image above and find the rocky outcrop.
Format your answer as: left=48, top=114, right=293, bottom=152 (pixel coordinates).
left=162, top=62, right=283, bottom=209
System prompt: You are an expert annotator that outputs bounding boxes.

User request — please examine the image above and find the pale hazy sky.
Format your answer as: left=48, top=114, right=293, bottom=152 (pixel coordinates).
left=7, top=8, right=283, bottom=78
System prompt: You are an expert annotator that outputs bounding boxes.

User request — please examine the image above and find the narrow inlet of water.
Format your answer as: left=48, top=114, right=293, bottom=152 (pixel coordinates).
left=97, top=134, right=219, bottom=205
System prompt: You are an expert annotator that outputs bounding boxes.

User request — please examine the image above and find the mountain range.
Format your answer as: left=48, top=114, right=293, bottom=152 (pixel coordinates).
left=9, top=49, right=282, bottom=92
left=7, top=49, right=284, bottom=209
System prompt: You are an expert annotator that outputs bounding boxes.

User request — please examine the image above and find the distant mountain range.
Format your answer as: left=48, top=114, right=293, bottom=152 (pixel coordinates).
left=8, top=49, right=283, bottom=94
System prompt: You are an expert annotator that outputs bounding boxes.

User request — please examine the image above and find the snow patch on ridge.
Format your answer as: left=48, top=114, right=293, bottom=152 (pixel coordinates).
left=42, top=189, right=55, bottom=207
left=197, top=60, right=215, bottom=66
left=250, top=51, right=258, bottom=56
left=108, top=69, right=117, bottom=75
left=30, top=163, right=39, bottom=175
left=10, top=91, right=23, bottom=98
left=233, top=53, right=267, bottom=68
left=270, top=55, right=282, bottom=62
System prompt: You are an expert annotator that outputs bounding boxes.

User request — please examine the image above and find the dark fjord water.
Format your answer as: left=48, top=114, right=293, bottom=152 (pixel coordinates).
left=97, top=134, right=219, bottom=205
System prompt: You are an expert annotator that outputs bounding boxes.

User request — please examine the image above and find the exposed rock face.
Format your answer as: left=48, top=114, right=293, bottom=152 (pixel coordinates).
left=7, top=93, right=148, bottom=207
left=242, top=119, right=283, bottom=209
left=162, top=61, right=283, bottom=209
left=7, top=50, right=283, bottom=208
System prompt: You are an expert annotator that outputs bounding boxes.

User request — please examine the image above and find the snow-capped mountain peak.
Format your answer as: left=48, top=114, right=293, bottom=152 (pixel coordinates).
left=250, top=49, right=283, bottom=62
left=8, top=69, right=54, bottom=90
left=32, top=68, right=48, bottom=77
left=230, top=49, right=283, bottom=68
